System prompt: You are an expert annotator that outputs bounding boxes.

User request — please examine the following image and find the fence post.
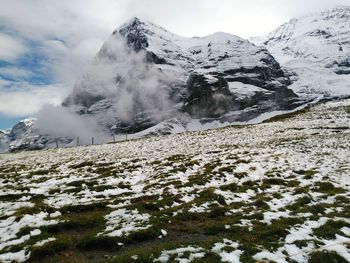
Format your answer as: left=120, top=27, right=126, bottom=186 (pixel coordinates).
left=113, top=134, right=115, bottom=143
left=56, top=140, right=59, bottom=148
left=92, top=137, right=94, bottom=145
left=126, top=134, right=128, bottom=141
left=77, top=137, right=79, bottom=146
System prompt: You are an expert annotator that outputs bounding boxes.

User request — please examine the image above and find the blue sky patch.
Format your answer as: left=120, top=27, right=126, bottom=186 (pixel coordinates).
left=0, top=114, right=26, bottom=130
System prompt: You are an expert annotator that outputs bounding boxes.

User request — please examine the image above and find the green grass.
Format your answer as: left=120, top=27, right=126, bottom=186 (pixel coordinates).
left=313, top=220, right=350, bottom=239
left=263, top=107, right=310, bottom=123
left=294, top=169, right=317, bottom=179
left=69, top=161, right=95, bottom=169
left=313, top=182, right=346, bottom=194
left=198, top=188, right=226, bottom=206
left=287, top=195, right=313, bottom=212
left=27, top=237, right=72, bottom=262
left=28, top=167, right=59, bottom=177
left=308, top=250, right=348, bottom=263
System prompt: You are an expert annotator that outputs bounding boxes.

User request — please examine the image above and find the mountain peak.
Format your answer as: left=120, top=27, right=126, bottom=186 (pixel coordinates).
left=122, top=16, right=147, bottom=28
left=117, top=16, right=163, bottom=33
left=112, top=17, right=153, bottom=52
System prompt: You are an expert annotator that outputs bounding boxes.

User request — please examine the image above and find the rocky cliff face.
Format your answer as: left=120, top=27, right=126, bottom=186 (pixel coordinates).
left=254, top=5, right=350, bottom=96
left=63, top=18, right=300, bottom=135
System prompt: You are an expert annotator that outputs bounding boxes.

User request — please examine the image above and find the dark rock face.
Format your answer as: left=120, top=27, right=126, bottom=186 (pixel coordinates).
left=118, top=18, right=149, bottom=52
left=334, top=58, right=350, bottom=75
left=185, top=74, right=235, bottom=118
left=146, top=51, right=167, bottom=64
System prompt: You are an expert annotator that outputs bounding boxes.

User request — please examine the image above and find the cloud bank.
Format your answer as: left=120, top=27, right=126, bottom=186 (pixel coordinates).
left=34, top=105, right=107, bottom=145
left=0, top=33, right=27, bottom=62
left=0, top=83, right=68, bottom=117
left=65, top=34, right=176, bottom=127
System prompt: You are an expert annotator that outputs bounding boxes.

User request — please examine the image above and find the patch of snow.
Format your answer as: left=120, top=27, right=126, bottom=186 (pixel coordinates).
left=212, top=239, right=242, bottom=263
left=99, top=209, right=151, bottom=237
left=154, top=246, right=206, bottom=263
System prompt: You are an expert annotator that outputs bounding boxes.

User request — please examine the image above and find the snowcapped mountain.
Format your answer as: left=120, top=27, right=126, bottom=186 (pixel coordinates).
left=7, top=11, right=347, bottom=152
left=63, top=17, right=300, bottom=136
left=253, top=5, right=350, bottom=96
left=1, top=118, right=74, bottom=152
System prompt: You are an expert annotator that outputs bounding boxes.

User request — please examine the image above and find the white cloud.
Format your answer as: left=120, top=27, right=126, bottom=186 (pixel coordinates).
left=0, top=67, right=31, bottom=79
left=0, top=84, right=69, bottom=117
left=0, top=77, right=11, bottom=87
left=0, top=0, right=348, bottom=43
left=1, top=0, right=348, bottom=84
left=118, top=0, right=350, bottom=38
left=0, top=33, right=27, bottom=62
left=35, top=105, right=106, bottom=140
left=39, top=38, right=104, bottom=84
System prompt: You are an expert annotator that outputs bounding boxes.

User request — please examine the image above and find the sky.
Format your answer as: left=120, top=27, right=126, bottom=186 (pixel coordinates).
left=0, top=0, right=349, bottom=129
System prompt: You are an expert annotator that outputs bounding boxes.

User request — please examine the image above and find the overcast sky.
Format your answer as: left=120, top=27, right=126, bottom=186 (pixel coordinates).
left=0, top=0, right=349, bottom=128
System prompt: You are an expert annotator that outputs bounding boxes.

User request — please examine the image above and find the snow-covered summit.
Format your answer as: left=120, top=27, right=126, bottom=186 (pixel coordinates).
left=101, top=17, right=285, bottom=79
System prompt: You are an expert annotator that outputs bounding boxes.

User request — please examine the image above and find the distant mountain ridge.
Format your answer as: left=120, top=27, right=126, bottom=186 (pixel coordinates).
left=251, top=5, right=350, bottom=96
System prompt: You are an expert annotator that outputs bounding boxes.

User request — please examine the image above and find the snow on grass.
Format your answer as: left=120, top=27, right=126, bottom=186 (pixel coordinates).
left=188, top=202, right=219, bottom=213
left=0, top=249, right=29, bottom=263
left=154, top=246, right=206, bottom=263
left=99, top=208, right=151, bottom=237
left=0, top=99, right=350, bottom=262
left=321, top=235, right=350, bottom=262
left=212, top=239, right=242, bottom=263
left=0, top=212, right=59, bottom=250
left=254, top=217, right=350, bottom=262
left=0, top=201, right=34, bottom=217
left=33, top=237, right=56, bottom=247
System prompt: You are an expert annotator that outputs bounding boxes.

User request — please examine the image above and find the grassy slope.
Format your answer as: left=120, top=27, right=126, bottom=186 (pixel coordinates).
left=0, top=100, right=350, bottom=263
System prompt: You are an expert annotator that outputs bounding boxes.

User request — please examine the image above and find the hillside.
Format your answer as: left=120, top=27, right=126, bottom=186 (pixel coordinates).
left=0, top=99, right=349, bottom=262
